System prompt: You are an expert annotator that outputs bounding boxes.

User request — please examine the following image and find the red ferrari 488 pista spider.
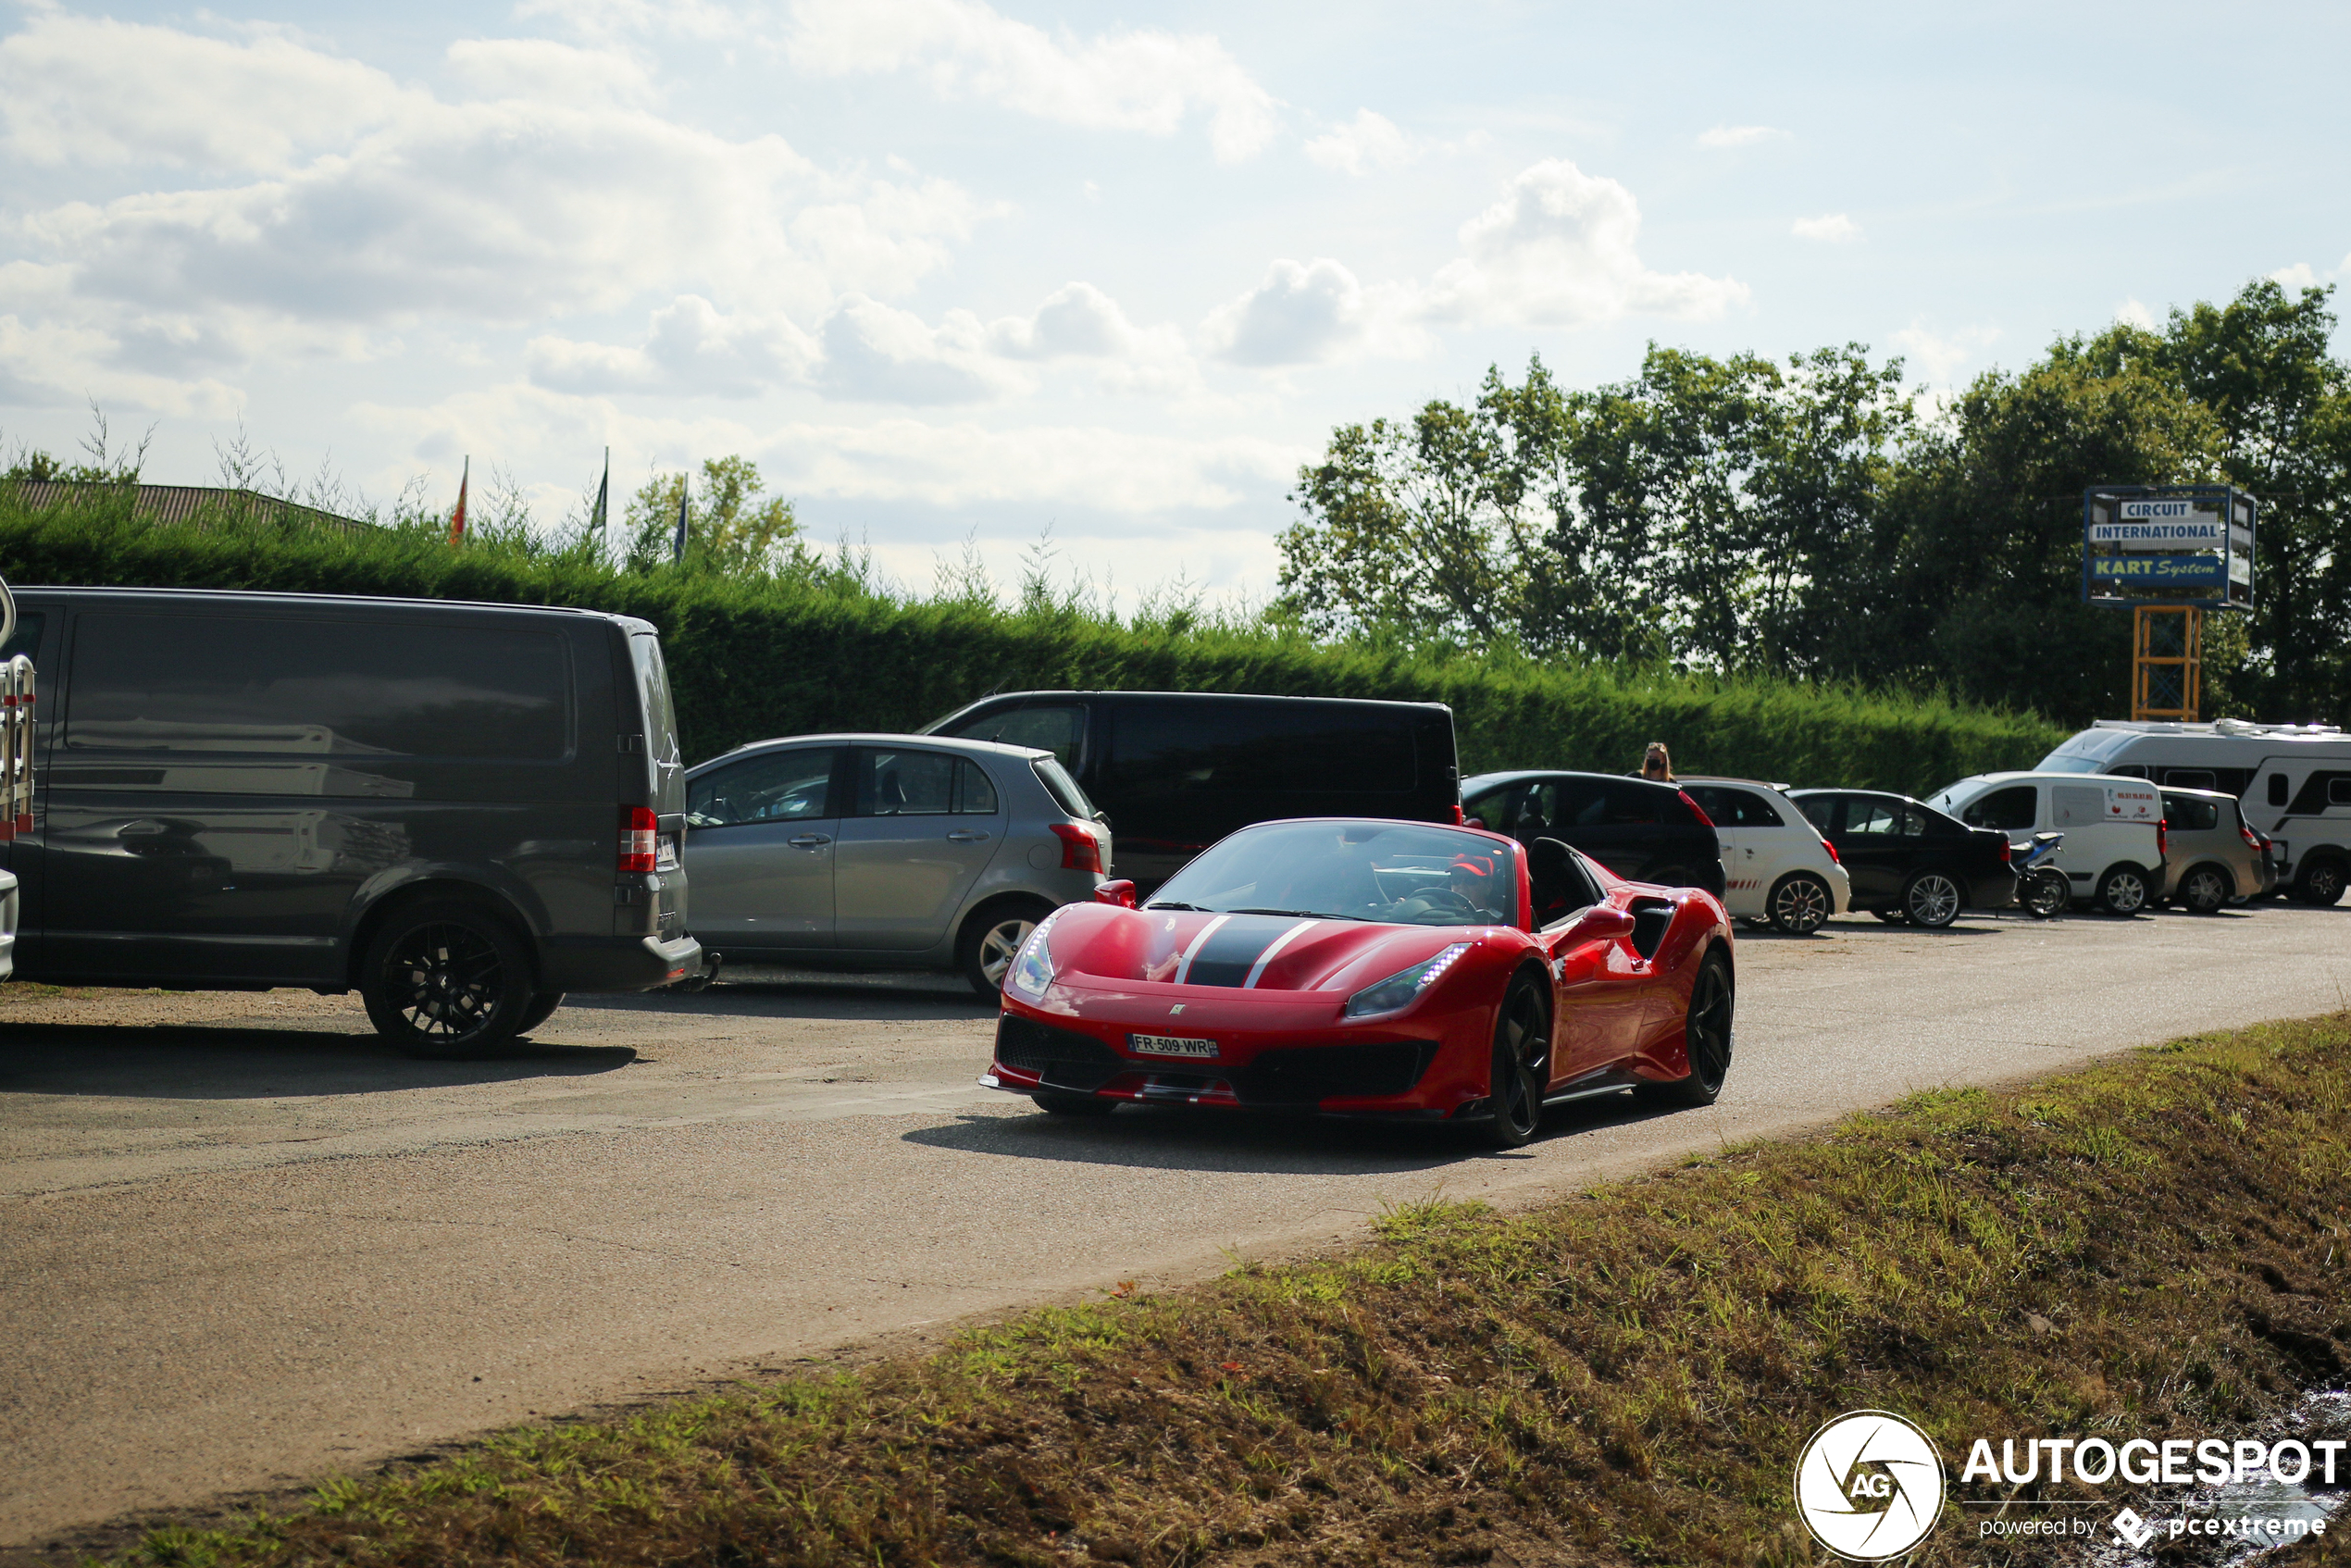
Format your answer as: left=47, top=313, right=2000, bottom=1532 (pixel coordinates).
left=979, top=818, right=1735, bottom=1146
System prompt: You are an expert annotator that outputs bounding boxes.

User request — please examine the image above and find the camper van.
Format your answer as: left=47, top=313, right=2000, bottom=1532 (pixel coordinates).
left=2034, top=720, right=2351, bottom=905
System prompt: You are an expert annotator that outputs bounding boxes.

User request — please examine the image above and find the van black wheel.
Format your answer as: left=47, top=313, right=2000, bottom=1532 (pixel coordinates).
left=2096, top=865, right=2150, bottom=915
left=362, top=901, right=535, bottom=1058
left=1485, top=973, right=1549, bottom=1149
left=2179, top=865, right=2232, bottom=914
left=1033, top=1092, right=1115, bottom=1118
left=1639, top=949, right=1733, bottom=1108
left=1767, top=873, right=1832, bottom=935
left=2295, top=856, right=2347, bottom=907
left=1902, top=871, right=1962, bottom=928
left=514, top=990, right=566, bottom=1035
left=960, top=897, right=1056, bottom=999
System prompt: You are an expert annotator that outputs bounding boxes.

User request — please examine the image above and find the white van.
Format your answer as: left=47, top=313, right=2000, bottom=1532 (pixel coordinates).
left=2034, top=720, right=2350, bottom=905
left=1927, top=772, right=2166, bottom=915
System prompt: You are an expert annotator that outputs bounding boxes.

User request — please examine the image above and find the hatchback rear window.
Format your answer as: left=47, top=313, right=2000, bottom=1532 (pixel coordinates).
left=1032, top=757, right=1094, bottom=820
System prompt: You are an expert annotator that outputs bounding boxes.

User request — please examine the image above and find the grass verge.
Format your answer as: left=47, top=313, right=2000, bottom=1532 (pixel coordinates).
left=109, top=1012, right=2351, bottom=1567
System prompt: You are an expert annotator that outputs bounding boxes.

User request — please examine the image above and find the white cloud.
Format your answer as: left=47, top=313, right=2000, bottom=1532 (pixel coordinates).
left=1890, top=323, right=1999, bottom=388
left=1791, top=213, right=1861, bottom=243
left=444, top=38, right=660, bottom=108
left=1698, top=124, right=1786, bottom=148
left=0, top=14, right=415, bottom=172
left=815, top=295, right=1020, bottom=405
left=1420, top=159, right=1748, bottom=330
left=785, top=0, right=1279, bottom=162
left=1205, top=159, right=1746, bottom=367
left=983, top=282, right=1192, bottom=391
left=2115, top=298, right=2157, bottom=330
left=528, top=295, right=820, bottom=396
left=1304, top=109, right=1412, bottom=176
left=2270, top=262, right=2320, bottom=292
left=0, top=312, right=243, bottom=417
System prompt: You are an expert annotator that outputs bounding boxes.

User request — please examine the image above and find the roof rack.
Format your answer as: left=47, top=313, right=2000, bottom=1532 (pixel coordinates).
left=2090, top=718, right=2344, bottom=737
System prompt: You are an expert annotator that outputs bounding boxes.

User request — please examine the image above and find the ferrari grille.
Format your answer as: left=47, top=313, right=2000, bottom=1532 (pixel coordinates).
left=1235, top=1040, right=1437, bottom=1107
left=995, top=1014, right=1126, bottom=1093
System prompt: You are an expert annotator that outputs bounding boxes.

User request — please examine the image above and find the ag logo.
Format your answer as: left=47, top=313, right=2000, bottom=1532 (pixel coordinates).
left=1794, top=1410, right=1946, bottom=1561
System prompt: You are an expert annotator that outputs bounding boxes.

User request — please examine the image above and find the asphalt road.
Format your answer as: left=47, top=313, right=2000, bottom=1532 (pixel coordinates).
left=4, top=902, right=2348, bottom=1547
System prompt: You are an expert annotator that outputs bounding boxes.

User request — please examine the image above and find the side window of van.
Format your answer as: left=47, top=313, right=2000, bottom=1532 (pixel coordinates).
left=1961, top=786, right=2037, bottom=831
left=67, top=614, right=569, bottom=761
left=947, top=704, right=1085, bottom=768
left=1105, top=705, right=1417, bottom=795
left=2269, top=773, right=2290, bottom=806
left=2332, top=779, right=2351, bottom=807
left=2162, top=769, right=2215, bottom=790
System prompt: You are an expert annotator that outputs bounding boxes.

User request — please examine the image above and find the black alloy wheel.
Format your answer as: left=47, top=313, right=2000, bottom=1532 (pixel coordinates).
left=2021, top=868, right=2071, bottom=919
left=2179, top=865, right=2232, bottom=915
left=1767, top=873, right=1832, bottom=936
left=2297, top=857, right=2347, bottom=907
left=361, top=900, right=534, bottom=1059
left=1032, top=1091, right=1116, bottom=1118
left=1902, top=871, right=1963, bottom=929
left=2096, top=866, right=2150, bottom=916
left=1642, top=949, right=1733, bottom=1108
left=1485, top=973, right=1550, bottom=1149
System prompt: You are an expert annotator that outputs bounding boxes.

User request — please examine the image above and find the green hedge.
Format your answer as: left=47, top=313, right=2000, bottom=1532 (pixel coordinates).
left=0, top=487, right=2065, bottom=795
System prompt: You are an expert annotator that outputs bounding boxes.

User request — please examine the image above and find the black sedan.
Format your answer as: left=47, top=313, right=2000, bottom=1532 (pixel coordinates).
left=1462, top=770, right=1726, bottom=899
left=1789, top=790, right=2017, bottom=927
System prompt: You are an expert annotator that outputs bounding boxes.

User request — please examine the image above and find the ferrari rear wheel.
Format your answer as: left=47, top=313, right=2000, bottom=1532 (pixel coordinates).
left=1032, top=1092, right=1115, bottom=1118
left=1485, top=973, right=1549, bottom=1149
left=1640, top=948, right=1733, bottom=1109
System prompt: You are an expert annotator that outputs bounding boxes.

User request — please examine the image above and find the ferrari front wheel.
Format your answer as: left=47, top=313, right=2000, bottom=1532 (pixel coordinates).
left=1640, top=948, right=1733, bottom=1109
left=1485, top=973, right=1549, bottom=1149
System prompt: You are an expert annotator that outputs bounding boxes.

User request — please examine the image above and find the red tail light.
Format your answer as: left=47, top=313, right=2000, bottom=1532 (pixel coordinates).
left=1678, top=790, right=1715, bottom=828
left=1449, top=803, right=1466, bottom=826
left=2157, top=819, right=2169, bottom=859
left=618, top=804, right=657, bottom=873
left=1821, top=837, right=1840, bottom=865
left=2241, top=823, right=2263, bottom=851
left=1051, top=821, right=1104, bottom=873
left=1998, top=838, right=2013, bottom=863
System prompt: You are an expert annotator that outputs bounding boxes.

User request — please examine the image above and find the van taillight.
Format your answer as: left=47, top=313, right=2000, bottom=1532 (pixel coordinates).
left=1678, top=790, right=1714, bottom=828
left=1051, top=821, right=1103, bottom=873
left=2157, top=819, right=2168, bottom=859
left=619, top=805, right=658, bottom=873
left=1450, top=803, right=1466, bottom=826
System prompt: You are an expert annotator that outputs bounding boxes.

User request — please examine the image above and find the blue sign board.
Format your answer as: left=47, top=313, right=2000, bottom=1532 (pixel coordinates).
left=2088, top=554, right=2229, bottom=587
left=2082, top=486, right=2255, bottom=610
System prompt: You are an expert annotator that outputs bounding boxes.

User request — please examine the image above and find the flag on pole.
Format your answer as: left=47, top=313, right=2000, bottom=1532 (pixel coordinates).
left=447, top=455, right=469, bottom=547
left=588, top=447, right=609, bottom=537
left=672, top=471, right=690, bottom=563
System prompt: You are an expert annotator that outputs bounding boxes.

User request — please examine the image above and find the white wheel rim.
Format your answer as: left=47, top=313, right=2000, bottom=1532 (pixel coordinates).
left=979, top=918, right=1036, bottom=985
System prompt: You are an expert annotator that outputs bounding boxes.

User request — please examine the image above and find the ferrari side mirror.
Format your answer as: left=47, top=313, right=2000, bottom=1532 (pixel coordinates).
left=1093, top=879, right=1138, bottom=908
left=1574, top=906, right=1636, bottom=942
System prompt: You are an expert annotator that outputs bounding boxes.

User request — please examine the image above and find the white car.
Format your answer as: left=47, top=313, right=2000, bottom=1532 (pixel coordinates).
left=1680, top=778, right=1851, bottom=935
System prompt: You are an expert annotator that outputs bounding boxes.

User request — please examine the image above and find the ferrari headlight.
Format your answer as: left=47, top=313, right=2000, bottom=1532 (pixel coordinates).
left=1344, top=942, right=1472, bottom=1019
left=1005, top=914, right=1062, bottom=1001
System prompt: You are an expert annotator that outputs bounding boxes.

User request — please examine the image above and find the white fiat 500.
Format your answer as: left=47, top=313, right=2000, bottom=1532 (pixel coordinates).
left=1680, top=778, right=1852, bottom=935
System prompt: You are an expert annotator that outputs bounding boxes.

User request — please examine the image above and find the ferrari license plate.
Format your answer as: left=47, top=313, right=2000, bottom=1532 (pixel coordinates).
left=1129, top=1033, right=1219, bottom=1059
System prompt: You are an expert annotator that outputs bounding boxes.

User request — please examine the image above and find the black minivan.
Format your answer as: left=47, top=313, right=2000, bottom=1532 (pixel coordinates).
left=920, top=691, right=1462, bottom=890
left=5, top=588, right=700, bottom=1054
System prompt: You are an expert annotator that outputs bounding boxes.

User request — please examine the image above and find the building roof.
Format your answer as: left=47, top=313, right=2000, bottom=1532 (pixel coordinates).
left=9, top=481, right=373, bottom=536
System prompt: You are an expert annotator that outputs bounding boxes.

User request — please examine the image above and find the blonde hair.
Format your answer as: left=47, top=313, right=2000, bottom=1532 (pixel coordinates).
left=1640, top=741, right=1674, bottom=781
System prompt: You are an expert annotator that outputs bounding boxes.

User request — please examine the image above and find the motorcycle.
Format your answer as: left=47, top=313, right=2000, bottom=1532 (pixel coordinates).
left=2010, top=830, right=2070, bottom=918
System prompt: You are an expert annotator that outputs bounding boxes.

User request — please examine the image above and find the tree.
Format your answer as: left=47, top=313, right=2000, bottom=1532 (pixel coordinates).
left=622, top=455, right=804, bottom=575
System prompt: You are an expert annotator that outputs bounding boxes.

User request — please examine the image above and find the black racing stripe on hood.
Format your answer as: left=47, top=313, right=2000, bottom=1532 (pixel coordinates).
left=1185, top=915, right=1301, bottom=988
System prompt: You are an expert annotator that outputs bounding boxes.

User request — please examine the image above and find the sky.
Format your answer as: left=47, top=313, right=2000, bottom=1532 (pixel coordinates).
left=1, top=0, right=2345, bottom=606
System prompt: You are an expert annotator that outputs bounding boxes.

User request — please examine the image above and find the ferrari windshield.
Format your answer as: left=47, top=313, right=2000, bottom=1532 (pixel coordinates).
left=1147, top=820, right=1519, bottom=927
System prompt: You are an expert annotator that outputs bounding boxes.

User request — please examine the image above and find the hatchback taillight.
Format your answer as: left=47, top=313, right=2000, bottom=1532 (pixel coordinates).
left=2241, top=823, right=2263, bottom=852
left=1821, top=837, right=1840, bottom=865
left=1051, top=821, right=1103, bottom=873
left=619, top=804, right=658, bottom=873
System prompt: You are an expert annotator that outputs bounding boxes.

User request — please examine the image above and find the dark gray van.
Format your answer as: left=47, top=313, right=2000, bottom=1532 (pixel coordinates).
left=920, top=691, right=1462, bottom=890
left=2, top=588, right=699, bottom=1055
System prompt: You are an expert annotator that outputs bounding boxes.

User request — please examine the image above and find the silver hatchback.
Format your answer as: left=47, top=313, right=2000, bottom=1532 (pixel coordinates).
left=683, top=733, right=1113, bottom=994
left=2158, top=786, right=2270, bottom=912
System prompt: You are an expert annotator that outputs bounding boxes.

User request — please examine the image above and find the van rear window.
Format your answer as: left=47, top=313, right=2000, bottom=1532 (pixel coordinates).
left=68, top=613, right=570, bottom=760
